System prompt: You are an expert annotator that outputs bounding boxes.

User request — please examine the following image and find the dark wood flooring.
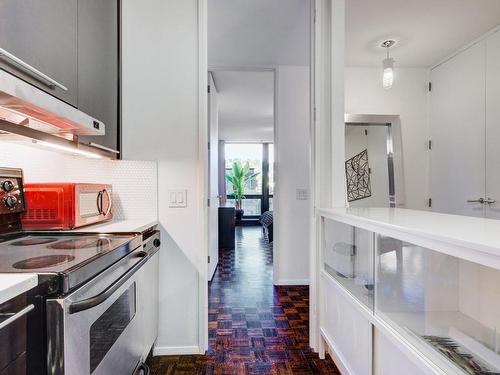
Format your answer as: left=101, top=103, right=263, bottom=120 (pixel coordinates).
left=148, top=227, right=340, bottom=375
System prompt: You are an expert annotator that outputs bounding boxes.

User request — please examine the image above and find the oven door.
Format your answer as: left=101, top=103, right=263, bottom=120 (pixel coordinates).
left=74, top=184, right=113, bottom=228
left=47, top=247, right=146, bottom=375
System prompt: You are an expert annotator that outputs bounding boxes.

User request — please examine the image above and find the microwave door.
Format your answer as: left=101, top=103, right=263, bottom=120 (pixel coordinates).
left=74, top=185, right=112, bottom=228
left=76, top=190, right=102, bottom=227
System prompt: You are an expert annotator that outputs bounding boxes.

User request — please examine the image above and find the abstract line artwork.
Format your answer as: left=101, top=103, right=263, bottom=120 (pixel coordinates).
left=345, top=149, right=372, bottom=202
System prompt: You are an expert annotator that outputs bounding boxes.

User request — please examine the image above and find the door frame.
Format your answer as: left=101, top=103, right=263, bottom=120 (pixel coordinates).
left=207, top=71, right=220, bottom=281
left=198, top=0, right=331, bottom=354
left=206, top=66, right=280, bottom=284
left=309, top=0, right=346, bottom=354
left=197, top=0, right=209, bottom=353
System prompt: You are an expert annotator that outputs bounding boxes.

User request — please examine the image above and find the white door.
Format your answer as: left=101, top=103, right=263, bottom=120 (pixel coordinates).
left=485, top=30, right=500, bottom=219
left=430, top=41, right=486, bottom=217
left=208, top=72, right=219, bottom=280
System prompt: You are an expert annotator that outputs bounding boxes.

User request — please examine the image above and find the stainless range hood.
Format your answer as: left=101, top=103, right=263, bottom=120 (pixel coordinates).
left=0, top=69, right=118, bottom=159
left=0, top=69, right=105, bottom=138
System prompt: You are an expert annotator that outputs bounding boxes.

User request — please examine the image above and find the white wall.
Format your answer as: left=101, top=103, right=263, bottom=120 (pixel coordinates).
left=345, top=67, right=430, bottom=210
left=220, top=123, right=274, bottom=143
left=121, top=0, right=203, bottom=354
left=275, top=66, right=311, bottom=284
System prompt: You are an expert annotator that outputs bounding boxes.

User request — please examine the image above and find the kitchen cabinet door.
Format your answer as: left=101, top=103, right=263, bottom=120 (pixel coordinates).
left=485, top=30, right=500, bottom=219
left=429, top=41, right=486, bottom=217
left=0, top=0, right=78, bottom=105
left=373, top=330, right=427, bottom=375
left=77, top=0, right=119, bottom=152
left=321, top=273, right=373, bottom=375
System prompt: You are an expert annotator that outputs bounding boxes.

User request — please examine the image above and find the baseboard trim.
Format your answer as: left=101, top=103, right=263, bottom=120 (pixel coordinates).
left=153, top=345, right=202, bottom=356
left=276, top=279, right=310, bottom=286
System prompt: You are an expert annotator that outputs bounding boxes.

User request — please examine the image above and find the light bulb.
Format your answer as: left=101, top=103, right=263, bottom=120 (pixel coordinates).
left=382, top=57, right=395, bottom=89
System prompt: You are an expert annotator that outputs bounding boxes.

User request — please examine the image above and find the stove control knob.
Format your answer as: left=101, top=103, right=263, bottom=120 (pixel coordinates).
left=153, top=238, right=161, bottom=248
left=4, top=195, right=18, bottom=208
left=2, top=180, right=15, bottom=192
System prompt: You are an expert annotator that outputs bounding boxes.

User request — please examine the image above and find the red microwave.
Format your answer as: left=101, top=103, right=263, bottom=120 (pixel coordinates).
left=21, top=183, right=113, bottom=230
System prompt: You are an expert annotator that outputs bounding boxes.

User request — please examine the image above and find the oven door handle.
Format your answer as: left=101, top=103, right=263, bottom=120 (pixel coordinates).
left=68, top=250, right=148, bottom=314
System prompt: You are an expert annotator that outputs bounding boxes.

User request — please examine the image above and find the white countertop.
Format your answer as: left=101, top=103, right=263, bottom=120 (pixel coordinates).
left=72, top=219, right=158, bottom=234
left=0, top=274, right=38, bottom=305
left=319, top=207, right=500, bottom=269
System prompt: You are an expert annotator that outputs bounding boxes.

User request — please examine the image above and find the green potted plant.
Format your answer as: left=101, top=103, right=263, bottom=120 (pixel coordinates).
left=226, top=160, right=259, bottom=225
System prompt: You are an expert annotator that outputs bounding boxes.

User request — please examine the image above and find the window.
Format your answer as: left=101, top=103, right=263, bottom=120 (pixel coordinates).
left=225, top=143, right=273, bottom=218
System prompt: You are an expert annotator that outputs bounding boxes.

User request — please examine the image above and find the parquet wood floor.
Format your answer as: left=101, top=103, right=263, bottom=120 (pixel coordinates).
left=148, top=227, right=340, bottom=375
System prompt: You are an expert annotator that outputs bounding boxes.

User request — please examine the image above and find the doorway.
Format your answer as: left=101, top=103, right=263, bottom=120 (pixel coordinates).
left=207, top=68, right=276, bottom=284
left=201, top=0, right=330, bottom=370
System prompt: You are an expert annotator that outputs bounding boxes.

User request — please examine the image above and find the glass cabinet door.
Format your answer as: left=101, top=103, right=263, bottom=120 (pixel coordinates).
left=323, top=219, right=374, bottom=311
left=375, top=234, right=500, bottom=374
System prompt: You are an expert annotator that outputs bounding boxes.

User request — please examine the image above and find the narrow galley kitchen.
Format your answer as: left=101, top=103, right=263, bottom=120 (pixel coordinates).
left=149, top=0, right=338, bottom=373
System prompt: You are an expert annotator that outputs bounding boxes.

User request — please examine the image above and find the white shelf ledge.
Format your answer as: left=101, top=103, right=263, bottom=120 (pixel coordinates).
left=319, top=207, right=500, bottom=270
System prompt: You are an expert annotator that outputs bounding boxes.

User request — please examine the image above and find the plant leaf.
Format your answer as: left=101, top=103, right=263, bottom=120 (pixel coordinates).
left=242, top=162, right=250, bottom=176
left=233, top=161, right=241, bottom=178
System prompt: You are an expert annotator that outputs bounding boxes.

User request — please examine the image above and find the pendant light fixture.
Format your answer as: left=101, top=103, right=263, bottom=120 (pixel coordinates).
left=381, top=40, right=396, bottom=89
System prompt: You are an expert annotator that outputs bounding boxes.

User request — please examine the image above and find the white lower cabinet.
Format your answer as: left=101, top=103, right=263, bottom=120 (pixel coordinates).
left=321, top=273, right=372, bottom=375
left=320, top=214, right=500, bottom=375
left=321, top=271, right=432, bottom=375
left=373, top=328, right=425, bottom=375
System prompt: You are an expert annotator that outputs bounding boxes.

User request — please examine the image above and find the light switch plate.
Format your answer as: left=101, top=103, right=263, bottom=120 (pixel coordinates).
left=169, top=189, right=187, bottom=208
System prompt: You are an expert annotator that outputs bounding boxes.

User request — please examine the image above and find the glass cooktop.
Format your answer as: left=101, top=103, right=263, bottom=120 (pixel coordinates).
left=0, top=233, right=138, bottom=273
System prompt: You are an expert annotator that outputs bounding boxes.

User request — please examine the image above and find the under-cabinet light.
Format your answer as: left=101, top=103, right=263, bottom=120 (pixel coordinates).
left=32, top=140, right=103, bottom=159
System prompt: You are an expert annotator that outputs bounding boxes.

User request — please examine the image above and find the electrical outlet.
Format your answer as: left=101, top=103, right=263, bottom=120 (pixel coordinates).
left=296, top=188, right=309, bottom=201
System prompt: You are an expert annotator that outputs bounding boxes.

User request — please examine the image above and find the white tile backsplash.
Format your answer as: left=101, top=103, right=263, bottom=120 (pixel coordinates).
left=0, top=141, right=157, bottom=221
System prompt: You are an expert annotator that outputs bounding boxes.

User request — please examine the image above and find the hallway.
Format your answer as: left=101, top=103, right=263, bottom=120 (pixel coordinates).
left=149, top=227, right=340, bottom=374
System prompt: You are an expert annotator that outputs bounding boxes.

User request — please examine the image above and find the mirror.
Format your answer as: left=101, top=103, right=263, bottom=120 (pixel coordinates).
left=345, top=114, right=405, bottom=208
left=345, top=0, right=500, bottom=219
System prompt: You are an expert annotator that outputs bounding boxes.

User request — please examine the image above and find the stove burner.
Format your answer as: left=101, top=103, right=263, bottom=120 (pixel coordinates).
left=10, top=238, right=58, bottom=246
left=12, top=254, right=76, bottom=269
left=47, top=238, right=111, bottom=250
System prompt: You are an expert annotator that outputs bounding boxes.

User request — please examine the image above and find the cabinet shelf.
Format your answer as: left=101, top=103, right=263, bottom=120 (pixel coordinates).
left=320, top=209, right=500, bottom=375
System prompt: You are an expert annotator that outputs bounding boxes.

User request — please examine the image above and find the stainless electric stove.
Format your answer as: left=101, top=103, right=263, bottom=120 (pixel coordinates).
left=0, top=232, right=142, bottom=293
left=0, top=168, right=159, bottom=375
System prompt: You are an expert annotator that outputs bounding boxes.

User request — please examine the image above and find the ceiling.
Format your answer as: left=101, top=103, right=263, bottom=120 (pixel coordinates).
left=346, top=0, right=500, bottom=67
left=209, top=0, right=310, bottom=142
left=208, top=0, right=311, bottom=67
left=212, top=71, right=274, bottom=142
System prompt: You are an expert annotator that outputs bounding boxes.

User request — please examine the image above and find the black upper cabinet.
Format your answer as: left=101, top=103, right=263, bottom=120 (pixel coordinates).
left=0, top=0, right=79, bottom=106
left=77, top=0, right=119, bottom=152
left=0, top=0, right=120, bottom=153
